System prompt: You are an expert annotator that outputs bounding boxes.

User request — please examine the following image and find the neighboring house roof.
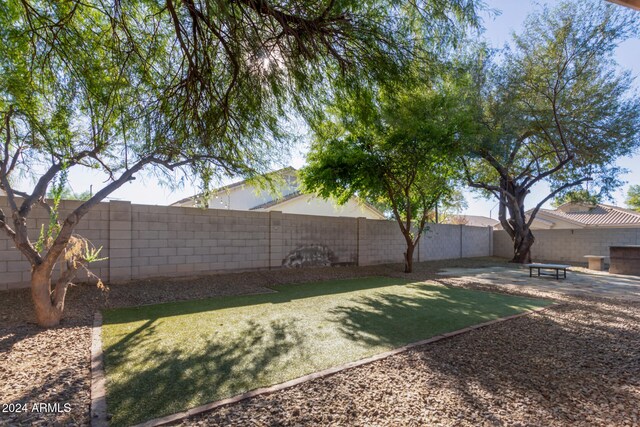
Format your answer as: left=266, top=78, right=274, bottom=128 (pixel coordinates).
left=169, top=167, right=386, bottom=219
left=250, top=191, right=302, bottom=210
left=170, top=194, right=194, bottom=206
left=529, top=203, right=640, bottom=229
left=171, top=167, right=296, bottom=207
left=447, top=215, right=499, bottom=227
left=526, top=215, right=557, bottom=229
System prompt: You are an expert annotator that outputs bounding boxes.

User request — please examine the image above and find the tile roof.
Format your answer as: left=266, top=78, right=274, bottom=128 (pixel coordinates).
left=537, top=203, right=640, bottom=227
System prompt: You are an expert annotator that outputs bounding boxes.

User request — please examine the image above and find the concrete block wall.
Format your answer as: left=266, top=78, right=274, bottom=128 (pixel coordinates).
left=493, top=227, right=640, bottom=263
left=359, top=218, right=406, bottom=265
left=461, top=225, right=494, bottom=258
left=129, top=205, right=271, bottom=279
left=419, top=224, right=463, bottom=261
left=1, top=195, right=494, bottom=290
left=281, top=213, right=358, bottom=265
left=109, top=201, right=132, bottom=281
left=0, top=197, right=110, bottom=290
left=361, top=222, right=494, bottom=265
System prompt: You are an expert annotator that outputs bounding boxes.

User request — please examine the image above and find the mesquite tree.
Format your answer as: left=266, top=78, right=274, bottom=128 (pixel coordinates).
left=301, top=81, right=464, bottom=273
left=0, top=1, right=482, bottom=327
left=461, top=1, right=640, bottom=263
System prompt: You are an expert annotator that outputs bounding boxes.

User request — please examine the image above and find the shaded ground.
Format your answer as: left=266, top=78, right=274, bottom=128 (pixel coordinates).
left=101, top=277, right=547, bottom=426
left=1, top=257, right=639, bottom=426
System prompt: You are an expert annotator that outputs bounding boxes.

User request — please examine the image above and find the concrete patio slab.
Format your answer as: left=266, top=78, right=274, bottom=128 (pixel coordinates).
left=437, top=266, right=640, bottom=301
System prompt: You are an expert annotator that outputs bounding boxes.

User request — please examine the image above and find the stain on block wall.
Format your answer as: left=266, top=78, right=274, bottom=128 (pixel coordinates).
left=282, top=245, right=338, bottom=268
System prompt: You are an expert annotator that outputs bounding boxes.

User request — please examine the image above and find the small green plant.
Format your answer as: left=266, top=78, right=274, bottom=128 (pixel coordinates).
left=35, top=168, right=67, bottom=253
left=83, top=244, right=107, bottom=264
left=35, top=167, right=109, bottom=292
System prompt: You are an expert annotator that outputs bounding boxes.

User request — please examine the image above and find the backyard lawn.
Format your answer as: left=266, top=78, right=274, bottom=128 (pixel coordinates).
left=102, top=277, right=551, bottom=426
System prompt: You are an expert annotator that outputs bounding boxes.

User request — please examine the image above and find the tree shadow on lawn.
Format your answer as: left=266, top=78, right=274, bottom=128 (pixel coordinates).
left=332, top=291, right=640, bottom=426
left=103, top=276, right=412, bottom=325
left=104, top=316, right=308, bottom=427
left=329, top=283, right=551, bottom=349
left=102, top=280, right=551, bottom=426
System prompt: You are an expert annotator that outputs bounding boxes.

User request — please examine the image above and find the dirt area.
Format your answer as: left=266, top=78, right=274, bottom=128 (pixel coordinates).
left=2, top=257, right=639, bottom=426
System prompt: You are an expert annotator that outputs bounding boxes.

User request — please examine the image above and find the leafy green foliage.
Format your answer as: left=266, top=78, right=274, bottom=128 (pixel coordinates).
left=0, top=0, right=485, bottom=237
left=552, top=189, right=601, bottom=208
left=626, top=185, right=640, bottom=212
left=302, top=75, right=466, bottom=271
left=46, top=186, right=92, bottom=202
left=1, top=0, right=484, bottom=196
left=436, top=189, right=468, bottom=222
left=82, top=245, right=107, bottom=264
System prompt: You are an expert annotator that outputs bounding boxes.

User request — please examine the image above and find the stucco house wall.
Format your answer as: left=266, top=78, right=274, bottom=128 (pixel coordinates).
left=259, top=193, right=383, bottom=219
left=172, top=168, right=386, bottom=220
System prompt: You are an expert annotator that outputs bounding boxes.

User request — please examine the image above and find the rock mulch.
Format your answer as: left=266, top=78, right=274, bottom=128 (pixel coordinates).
left=1, top=257, right=639, bottom=427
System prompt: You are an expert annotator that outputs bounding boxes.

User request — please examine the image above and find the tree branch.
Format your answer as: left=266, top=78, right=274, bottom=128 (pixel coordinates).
left=18, top=149, right=99, bottom=218
left=526, top=177, right=591, bottom=228
left=460, top=157, right=502, bottom=194
left=522, top=154, right=574, bottom=192
left=497, top=194, right=515, bottom=239
left=381, top=178, right=407, bottom=236
left=0, top=208, right=17, bottom=242
left=43, top=155, right=154, bottom=267
left=42, top=153, right=224, bottom=267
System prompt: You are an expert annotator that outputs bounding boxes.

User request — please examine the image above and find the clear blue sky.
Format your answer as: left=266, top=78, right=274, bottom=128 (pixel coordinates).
left=62, top=0, right=640, bottom=215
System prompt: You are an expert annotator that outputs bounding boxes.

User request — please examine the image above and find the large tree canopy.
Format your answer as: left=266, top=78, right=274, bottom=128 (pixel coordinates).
left=301, top=77, right=465, bottom=273
left=0, top=0, right=482, bottom=326
left=460, top=0, right=640, bottom=263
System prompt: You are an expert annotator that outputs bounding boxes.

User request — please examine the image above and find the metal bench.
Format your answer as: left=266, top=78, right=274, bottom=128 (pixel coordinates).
left=527, top=263, right=570, bottom=280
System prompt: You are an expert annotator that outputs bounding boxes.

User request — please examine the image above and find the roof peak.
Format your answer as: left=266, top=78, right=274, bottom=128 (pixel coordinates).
left=171, top=166, right=298, bottom=206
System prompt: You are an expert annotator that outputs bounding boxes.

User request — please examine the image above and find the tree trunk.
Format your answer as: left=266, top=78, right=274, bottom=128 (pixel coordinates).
left=511, top=229, right=534, bottom=264
left=31, top=266, right=64, bottom=327
left=404, top=242, right=415, bottom=273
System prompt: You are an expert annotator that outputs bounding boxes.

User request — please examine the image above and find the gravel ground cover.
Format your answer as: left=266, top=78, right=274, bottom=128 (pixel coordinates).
left=1, top=257, right=639, bottom=426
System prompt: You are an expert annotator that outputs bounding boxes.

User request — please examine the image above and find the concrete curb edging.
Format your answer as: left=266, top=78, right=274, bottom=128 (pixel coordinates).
left=90, top=311, right=108, bottom=427
left=118, top=303, right=559, bottom=427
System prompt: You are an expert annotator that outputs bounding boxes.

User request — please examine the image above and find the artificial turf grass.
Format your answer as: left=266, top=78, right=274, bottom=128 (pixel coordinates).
left=101, top=277, right=552, bottom=426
